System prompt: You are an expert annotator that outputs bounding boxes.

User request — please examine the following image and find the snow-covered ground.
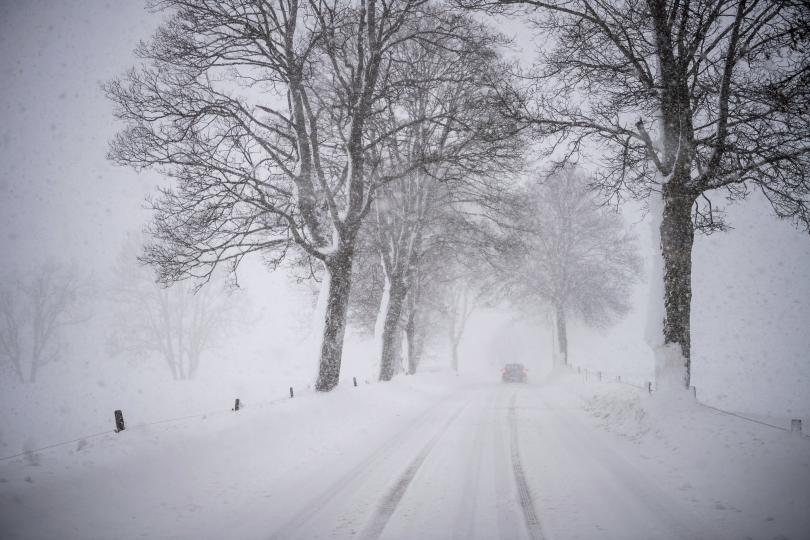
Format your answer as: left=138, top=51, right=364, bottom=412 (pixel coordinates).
left=2, top=370, right=807, bottom=539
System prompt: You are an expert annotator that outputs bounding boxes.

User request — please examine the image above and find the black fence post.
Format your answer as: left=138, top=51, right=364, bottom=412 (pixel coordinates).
left=353, top=377, right=357, bottom=387
left=233, top=398, right=240, bottom=411
left=647, top=381, right=653, bottom=394
left=114, top=410, right=125, bottom=433
left=290, top=386, right=294, bottom=398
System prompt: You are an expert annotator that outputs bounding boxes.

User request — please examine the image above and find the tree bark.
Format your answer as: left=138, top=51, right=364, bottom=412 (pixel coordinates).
left=405, top=308, right=418, bottom=374
left=660, top=182, right=697, bottom=388
left=554, top=302, right=568, bottom=366
left=315, top=247, right=355, bottom=391
left=378, top=276, right=407, bottom=381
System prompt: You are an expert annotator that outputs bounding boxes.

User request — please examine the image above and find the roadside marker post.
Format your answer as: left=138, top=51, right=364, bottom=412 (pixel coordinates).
left=114, top=410, right=125, bottom=433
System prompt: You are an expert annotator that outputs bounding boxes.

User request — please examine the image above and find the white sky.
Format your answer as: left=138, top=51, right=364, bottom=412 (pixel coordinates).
left=0, top=0, right=162, bottom=274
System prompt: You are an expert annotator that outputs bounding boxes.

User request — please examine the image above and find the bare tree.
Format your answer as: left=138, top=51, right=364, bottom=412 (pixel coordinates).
left=106, top=0, right=474, bottom=390
left=107, top=237, right=239, bottom=380
left=462, top=0, right=810, bottom=386
left=402, top=267, right=429, bottom=374
left=444, top=279, right=481, bottom=372
left=0, top=264, right=86, bottom=383
left=496, top=168, right=642, bottom=365
left=417, top=206, right=500, bottom=373
left=349, top=183, right=502, bottom=376
left=348, top=11, right=521, bottom=381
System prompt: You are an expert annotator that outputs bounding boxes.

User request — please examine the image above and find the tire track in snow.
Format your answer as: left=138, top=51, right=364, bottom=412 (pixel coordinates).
left=267, top=393, right=468, bottom=540
left=451, top=393, right=490, bottom=539
left=492, top=386, right=525, bottom=540
left=508, top=391, right=546, bottom=540
left=359, top=400, right=470, bottom=540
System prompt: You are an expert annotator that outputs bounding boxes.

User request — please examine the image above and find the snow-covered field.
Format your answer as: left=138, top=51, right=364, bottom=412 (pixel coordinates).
left=2, top=370, right=807, bottom=540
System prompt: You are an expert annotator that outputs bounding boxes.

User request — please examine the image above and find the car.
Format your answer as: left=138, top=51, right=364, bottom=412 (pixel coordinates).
left=501, top=363, right=528, bottom=383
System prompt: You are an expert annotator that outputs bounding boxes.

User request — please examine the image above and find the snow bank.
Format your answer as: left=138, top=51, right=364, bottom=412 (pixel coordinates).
left=564, top=192, right=810, bottom=423
left=547, top=370, right=810, bottom=540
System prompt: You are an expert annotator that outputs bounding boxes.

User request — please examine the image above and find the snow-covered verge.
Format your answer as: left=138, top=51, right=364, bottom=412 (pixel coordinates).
left=565, top=193, right=810, bottom=427
left=545, top=369, right=810, bottom=540
left=0, top=372, right=467, bottom=540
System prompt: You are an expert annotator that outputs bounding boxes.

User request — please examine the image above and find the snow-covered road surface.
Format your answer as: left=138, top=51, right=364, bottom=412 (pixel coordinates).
left=1, top=374, right=807, bottom=539
left=290, top=384, right=715, bottom=540
left=260, top=384, right=559, bottom=539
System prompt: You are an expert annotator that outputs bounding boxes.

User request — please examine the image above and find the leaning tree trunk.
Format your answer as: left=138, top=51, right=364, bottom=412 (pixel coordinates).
left=554, top=303, right=568, bottom=366
left=378, top=275, right=407, bottom=382
left=315, top=247, right=355, bottom=392
left=659, top=182, right=697, bottom=388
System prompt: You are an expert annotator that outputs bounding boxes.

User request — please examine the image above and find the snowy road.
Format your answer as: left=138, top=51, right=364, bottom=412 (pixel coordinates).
left=265, top=384, right=718, bottom=540
left=1, top=376, right=805, bottom=539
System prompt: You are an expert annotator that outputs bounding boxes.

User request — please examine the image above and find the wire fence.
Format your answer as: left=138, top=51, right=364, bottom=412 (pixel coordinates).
left=568, top=364, right=806, bottom=437
left=0, top=430, right=113, bottom=463
left=3, top=367, right=804, bottom=464
left=0, top=377, right=363, bottom=463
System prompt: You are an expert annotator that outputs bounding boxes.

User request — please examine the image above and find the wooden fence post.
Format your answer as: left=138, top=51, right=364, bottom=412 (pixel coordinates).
left=290, top=387, right=294, bottom=398
left=353, top=377, right=357, bottom=387
left=114, top=410, right=125, bottom=433
left=233, top=398, right=240, bottom=411
left=791, top=419, right=802, bottom=434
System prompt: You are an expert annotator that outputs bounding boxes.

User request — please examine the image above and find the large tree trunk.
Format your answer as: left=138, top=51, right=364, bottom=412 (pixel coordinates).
left=315, top=248, right=355, bottom=392
left=404, top=308, right=419, bottom=375
left=554, top=303, right=568, bottom=366
left=378, top=276, right=407, bottom=381
left=659, top=182, right=697, bottom=388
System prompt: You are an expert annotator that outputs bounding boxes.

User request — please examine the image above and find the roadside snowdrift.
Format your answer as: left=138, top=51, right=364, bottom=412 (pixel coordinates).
left=550, top=370, right=810, bottom=540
